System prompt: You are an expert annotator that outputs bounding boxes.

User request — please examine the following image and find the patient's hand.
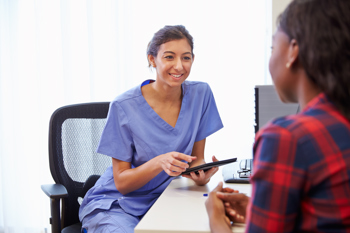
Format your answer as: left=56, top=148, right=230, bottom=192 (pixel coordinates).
left=205, top=182, right=232, bottom=233
left=216, top=189, right=250, bottom=223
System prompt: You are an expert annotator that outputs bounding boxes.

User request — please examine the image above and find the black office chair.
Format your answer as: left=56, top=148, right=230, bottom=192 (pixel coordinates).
left=41, top=102, right=112, bottom=233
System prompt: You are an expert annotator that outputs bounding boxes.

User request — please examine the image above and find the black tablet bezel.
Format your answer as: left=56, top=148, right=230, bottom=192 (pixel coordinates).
left=181, top=158, right=237, bottom=175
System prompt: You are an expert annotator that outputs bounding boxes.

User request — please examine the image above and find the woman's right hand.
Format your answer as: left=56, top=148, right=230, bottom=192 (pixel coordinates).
left=158, top=152, right=196, bottom=176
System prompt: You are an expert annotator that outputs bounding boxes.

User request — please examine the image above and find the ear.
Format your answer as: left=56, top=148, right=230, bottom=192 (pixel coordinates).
left=287, top=39, right=299, bottom=68
left=192, top=54, right=195, bottom=63
left=148, top=54, right=156, bottom=67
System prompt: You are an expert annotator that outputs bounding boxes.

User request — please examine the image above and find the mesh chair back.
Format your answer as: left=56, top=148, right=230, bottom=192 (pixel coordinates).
left=48, top=102, right=112, bottom=227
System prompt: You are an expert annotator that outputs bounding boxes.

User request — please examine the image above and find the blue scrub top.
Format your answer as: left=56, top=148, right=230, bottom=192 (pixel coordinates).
left=79, top=80, right=223, bottom=220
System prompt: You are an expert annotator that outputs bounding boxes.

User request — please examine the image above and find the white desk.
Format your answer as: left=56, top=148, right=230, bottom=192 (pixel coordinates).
left=135, top=172, right=252, bottom=233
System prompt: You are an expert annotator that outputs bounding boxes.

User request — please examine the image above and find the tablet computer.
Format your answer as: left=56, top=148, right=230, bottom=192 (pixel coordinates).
left=181, top=158, right=237, bottom=175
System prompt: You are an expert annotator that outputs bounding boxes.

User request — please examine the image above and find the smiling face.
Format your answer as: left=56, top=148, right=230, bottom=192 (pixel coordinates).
left=149, top=38, right=194, bottom=88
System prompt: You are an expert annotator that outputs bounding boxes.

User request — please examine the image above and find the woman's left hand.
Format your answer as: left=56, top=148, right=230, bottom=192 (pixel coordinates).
left=181, top=155, right=219, bottom=186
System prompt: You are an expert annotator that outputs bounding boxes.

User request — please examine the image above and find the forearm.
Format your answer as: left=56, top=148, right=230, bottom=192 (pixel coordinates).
left=113, top=156, right=163, bottom=195
left=190, top=138, right=206, bottom=168
left=189, top=158, right=205, bottom=168
left=209, top=217, right=232, bottom=233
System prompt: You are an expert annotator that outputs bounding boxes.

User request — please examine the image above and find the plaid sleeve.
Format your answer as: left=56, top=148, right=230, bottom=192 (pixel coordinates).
left=245, top=125, right=306, bottom=233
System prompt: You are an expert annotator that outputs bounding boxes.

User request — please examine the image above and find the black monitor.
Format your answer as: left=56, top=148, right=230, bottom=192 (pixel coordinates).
left=255, top=85, right=299, bottom=133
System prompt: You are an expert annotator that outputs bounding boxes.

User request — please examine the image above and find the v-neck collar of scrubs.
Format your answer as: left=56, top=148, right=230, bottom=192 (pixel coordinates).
left=138, top=80, right=187, bottom=134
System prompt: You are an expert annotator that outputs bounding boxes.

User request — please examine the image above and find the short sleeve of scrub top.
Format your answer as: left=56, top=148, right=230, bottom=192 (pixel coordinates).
left=96, top=101, right=134, bottom=162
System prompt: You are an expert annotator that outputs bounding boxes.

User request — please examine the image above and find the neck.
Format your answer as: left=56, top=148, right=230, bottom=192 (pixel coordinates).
left=151, top=81, right=183, bottom=102
left=296, top=70, right=322, bottom=109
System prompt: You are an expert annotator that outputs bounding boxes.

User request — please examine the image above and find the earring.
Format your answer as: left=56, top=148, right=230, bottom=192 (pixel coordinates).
left=286, top=62, right=291, bottom=68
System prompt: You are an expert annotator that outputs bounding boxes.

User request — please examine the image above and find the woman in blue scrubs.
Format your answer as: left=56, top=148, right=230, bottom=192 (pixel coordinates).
left=79, top=25, right=223, bottom=232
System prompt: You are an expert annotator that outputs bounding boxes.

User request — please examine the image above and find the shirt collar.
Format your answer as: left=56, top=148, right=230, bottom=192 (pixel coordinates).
left=302, top=92, right=329, bottom=112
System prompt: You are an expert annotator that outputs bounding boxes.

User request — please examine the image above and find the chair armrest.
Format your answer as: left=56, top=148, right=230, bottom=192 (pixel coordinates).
left=41, top=184, right=68, bottom=233
left=41, top=184, right=68, bottom=199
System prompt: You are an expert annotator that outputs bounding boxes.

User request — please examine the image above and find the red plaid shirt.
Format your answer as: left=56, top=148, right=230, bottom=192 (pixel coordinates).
left=247, top=93, right=350, bottom=233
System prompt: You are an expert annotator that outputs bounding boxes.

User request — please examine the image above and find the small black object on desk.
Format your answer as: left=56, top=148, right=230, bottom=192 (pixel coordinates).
left=222, top=159, right=252, bottom=184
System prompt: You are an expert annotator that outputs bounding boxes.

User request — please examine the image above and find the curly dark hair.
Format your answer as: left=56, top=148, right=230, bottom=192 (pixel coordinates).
left=146, top=25, right=194, bottom=67
left=278, top=0, right=350, bottom=120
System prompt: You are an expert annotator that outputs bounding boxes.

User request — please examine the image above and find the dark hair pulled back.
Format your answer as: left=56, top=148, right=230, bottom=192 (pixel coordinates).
left=278, top=0, right=350, bottom=120
left=147, top=25, right=194, bottom=67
